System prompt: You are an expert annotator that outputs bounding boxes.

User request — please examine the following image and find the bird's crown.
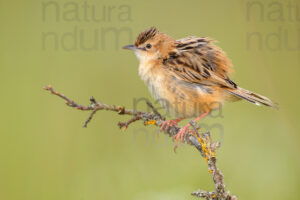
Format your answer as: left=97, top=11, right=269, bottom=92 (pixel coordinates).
left=134, top=27, right=159, bottom=46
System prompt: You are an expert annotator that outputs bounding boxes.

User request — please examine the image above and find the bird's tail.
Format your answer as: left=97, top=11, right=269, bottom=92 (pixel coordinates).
left=225, top=87, right=278, bottom=109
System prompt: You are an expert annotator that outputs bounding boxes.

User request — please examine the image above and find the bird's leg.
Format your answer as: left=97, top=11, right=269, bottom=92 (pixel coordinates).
left=160, top=118, right=184, bottom=132
left=173, top=112, right=209, bottom=150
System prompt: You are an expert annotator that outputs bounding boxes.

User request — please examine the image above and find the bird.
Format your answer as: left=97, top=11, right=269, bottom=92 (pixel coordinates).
left=123, top=27, right=276, bottom=146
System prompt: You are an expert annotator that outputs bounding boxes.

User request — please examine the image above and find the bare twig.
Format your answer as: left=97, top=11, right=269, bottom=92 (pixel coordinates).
left=43, top=85, right=143, bottom=127
left=44, top=85, right=237, bottom=200
left=146, top=100, right=164, bottom=120
left=83, top=109, right=99, bottom=128
left=118, top=115, right=142, bottom=130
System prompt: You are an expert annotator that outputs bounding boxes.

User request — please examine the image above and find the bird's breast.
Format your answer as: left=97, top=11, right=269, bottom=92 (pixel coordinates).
left=138, top=61, right=165, bottom=100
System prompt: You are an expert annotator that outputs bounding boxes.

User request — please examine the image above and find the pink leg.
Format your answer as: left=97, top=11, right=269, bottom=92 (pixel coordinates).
left=173, top=112, right=209, bottom=150
left=160, top=118, right=184, bottom=132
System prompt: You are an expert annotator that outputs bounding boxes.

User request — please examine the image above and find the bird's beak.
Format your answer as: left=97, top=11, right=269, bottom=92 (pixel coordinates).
left=122, top=44, right=136, bottom=50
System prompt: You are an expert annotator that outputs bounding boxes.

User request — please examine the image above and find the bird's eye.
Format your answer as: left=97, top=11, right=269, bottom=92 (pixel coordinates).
left=146, top=43, right=152, bottom=49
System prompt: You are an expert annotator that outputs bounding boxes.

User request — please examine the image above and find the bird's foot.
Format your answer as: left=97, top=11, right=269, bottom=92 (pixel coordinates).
left=172, top=112, right=209, bottom=152
left=173, top=123, right=191, bottom=152
left=160, top=118, right=183, bottom=132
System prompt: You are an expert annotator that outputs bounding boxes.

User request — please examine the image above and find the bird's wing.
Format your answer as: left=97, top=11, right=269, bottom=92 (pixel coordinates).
left=162, top=37, right=237, bottom=89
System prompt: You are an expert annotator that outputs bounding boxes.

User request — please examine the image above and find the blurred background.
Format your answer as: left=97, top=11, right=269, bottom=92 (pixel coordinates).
left=1, top=0, right=300, bottom=199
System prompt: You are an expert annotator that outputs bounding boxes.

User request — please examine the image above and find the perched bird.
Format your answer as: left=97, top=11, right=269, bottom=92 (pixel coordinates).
left=123, top=27, right=276, bottom=145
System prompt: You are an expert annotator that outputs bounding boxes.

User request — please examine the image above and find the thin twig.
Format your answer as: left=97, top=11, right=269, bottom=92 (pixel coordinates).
left=44, top=85, right=144, bottom=127
left=83, top=109, right=98, bottom=128
left=118, top=115, right=142, bottom=130
left=44, top=85, right=237, bottom=200
left=146, top=100, right=164, bottom=120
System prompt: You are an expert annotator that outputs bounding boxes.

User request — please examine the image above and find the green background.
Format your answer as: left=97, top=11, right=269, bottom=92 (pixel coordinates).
left=1, top=0, right=299, bottom=199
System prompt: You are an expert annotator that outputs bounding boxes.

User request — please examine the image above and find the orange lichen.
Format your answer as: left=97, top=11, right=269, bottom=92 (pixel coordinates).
left=194, top=132, right=216, bottom=161
left=144, top=120, right=156, bottom=126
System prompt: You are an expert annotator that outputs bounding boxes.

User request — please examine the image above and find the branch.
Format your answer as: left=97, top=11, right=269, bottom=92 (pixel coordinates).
left=44, top=85, right=237, bottom=200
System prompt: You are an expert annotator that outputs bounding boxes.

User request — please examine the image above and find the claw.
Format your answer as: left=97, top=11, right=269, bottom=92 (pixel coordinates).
left=172, top=112, right=209, bottom=152
left=160, top=118, right=183, bottom=132
left=174, top=125, right=190, bottom=143
left=173, top=125, right=191, bottom=152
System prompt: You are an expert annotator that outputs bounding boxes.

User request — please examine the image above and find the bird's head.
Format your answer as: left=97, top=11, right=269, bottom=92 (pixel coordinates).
left=123, top=27, right=176, bottom=63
